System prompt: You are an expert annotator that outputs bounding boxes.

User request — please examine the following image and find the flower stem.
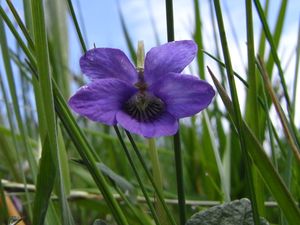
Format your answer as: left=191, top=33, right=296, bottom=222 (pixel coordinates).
left=148, top=138, right=168, bottom=225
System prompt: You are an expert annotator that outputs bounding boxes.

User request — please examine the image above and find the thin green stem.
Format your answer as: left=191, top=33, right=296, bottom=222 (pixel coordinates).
left=125, top=131, right=177, bottom=225
left=148, top=139, right=163, bottom=192
left=65, top=0, right=87, bottom=52
left=148, top=139, right=167, bottom=224
left=5, top=0, right=35, bottom=50
left=173, top=132, right=186, bottom=224
left=165, top=1, right=186, bottom=224
left=165, top=0, right=174, bottom=42
left=115, top=186, right=153, bottom=225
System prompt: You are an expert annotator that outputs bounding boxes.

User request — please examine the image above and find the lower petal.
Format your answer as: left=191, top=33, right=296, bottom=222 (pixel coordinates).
left=116, top=111, right=178, bottom=138
left=68, top=79, right=137, bottom=125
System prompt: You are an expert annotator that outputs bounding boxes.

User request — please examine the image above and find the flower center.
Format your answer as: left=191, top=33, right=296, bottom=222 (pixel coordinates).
left=123, top=92, right=165, bottom=122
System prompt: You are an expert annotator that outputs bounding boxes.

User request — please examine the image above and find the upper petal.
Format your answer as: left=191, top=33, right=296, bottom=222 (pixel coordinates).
left=80, top=48, right=138, bottom=84
left=149, top=73, right=215, bottom=119
left=144, top=40, right=197, bottom=85
left=68, top=79, right=137, bottom=125
left=116, top=111, right=178, bottom=138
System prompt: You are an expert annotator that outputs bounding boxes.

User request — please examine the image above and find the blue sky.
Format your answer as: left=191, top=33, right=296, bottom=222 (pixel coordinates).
left=68, top=0, right=299, bottom=78
left=69, top=0, right=299, bottom=124
left=1, top=0, right=299, bottom=124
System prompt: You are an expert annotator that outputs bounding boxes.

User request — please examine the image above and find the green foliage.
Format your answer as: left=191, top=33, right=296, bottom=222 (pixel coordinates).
left=0, top=0, right=299, bottom=224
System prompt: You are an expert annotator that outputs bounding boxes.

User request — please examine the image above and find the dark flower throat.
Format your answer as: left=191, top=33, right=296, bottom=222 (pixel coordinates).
left=123, top=69, right=165, bottom=122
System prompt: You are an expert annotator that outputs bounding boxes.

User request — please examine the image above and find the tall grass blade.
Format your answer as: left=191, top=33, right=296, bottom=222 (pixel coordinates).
left=193, top=0, right=205, bottom=79
left=0, top=9, right=37, bottom=178
left=212, top=1, right=260, bottom=223
left=117, top=2, right=137, bottom=64
left=257, top=57, right=300, bottom=162
left=165, top=0, right=186, bottom=224
left=1, top=1, right=128, bottom=223
left=244, top=0, right=265, bottom=217
left=203, top=111, right=230, bottom=202
left=30, top=0, right=63, bottom=223
left=65, top=0, right=87, bottom=52
left=46, top=0, right=70, bottom=99
left=253, top=0, right=295, bottom=126
left=292, top=20, right=300, bottom=118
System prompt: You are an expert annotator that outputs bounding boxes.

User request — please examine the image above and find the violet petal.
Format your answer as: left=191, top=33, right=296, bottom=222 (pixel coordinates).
left=149, top=73, right=215, bottom=119
left=116, top=111, right=178, bottom=138
left=68, top=78, right=137, bottom=125
left=80, top=48, right=138, bottom=84
left=144, top=40, right=197, bottom=85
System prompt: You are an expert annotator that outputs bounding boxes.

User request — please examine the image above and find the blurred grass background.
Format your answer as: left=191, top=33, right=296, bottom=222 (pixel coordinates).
left=0, top=0, right=299, bottom=224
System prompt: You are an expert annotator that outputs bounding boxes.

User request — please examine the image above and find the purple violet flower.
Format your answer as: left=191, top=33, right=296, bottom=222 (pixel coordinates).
left=69, top=40, right=215, bottom=138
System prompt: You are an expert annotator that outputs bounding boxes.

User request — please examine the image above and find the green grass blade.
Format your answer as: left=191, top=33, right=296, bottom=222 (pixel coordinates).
left=65, top=0, right=87, bottom=52
left=208, top=0, right=226, bottom=86
left=203, top=111, right=230, bottom=202
left=53, top=85, right=129, bottom=225
left=223, top=1, right=246, bottom=71
left=245, top=0, right=259, bottom=140
left=203, top=50, right=248, bottom=87
left=193, top=0, right=205, bottom=79
left=244, top=0, right=265, bottom=217
left=57, top=126, right=71, bottom=195
left=32, top=136, right=57, bottom=225
left=0, top=7, right=129, bottom=221
left=265, top=0, right=288, bottom=75
left=115, top=187, right=153, bottom=225
left=256, top=0, right=269, bottom=57
left=0, top=15, right=37, bottom=220
left=146, top=1, right=160, bottom=45
left=0, top=6, right=36, bottom=65
left=253, top=0, right=293, bottom=120
left=0, top=9, right=37, bottom=177
left=257, top=57, right=300, bottom=162
left=0, top=75, right=22, bottom=182
left=30, top=0, right=62, bottom=223
left=117, top=3, right=136, bottom=64
left=292, top=20, right=300, bottom=117
left=5, top=0, right=34, bottom=50
left=125, top=130, right=177, bottom=225
left=212, top=1, right=260, bottom=223
left=165, top=0, right=186, bottom=224
left=113, top=127, right=161, bottom=225
left=46, top=0, right=70, bottom=99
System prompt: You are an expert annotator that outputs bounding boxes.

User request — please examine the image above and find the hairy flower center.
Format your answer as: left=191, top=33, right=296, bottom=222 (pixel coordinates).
left=123, top=92, right=165, bottom=122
